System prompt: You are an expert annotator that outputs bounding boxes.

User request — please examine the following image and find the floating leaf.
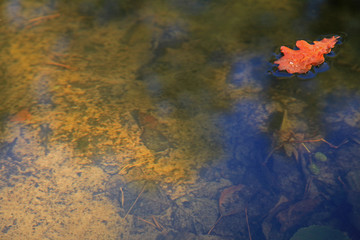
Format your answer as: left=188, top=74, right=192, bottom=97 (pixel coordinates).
left=275, top=36, right=340, bottom=74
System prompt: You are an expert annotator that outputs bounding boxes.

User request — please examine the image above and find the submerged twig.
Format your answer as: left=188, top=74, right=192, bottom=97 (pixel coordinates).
left=293, top=138, right=349, bottom=148
left=26, top=13, right=60, bottom=28
left=207, top=215, right=223, bottom=235
left=46, top=61, right=75, bottom=70
left=337, top=176, right=347, bottom=189
left=119, top=187, right=124, bottom=208
left=245, top=208, right=252, bottom=240
left=28, top=13, right=61, bottom=23
left=263, top=145, right=282, bottom=165
left=137, top=217, right=157, bottom=228
left=124, top=183, right=146, bottom=219
left=137, top=216, right=165, bottom=232
left=304, top=177, right=313, bottom=197
left=152, top=216, right=164, bottom=231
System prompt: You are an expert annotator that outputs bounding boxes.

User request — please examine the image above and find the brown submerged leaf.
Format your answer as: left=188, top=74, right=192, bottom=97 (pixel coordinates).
left=219, top=184, right=245, bottom=216
left=208, top=184, right=246, bottom=235
left=10, top=108, right=32, bottom=122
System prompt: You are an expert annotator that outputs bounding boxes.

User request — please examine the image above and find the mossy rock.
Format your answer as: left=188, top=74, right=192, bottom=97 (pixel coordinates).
left=290, top=225, right=350, bottom=240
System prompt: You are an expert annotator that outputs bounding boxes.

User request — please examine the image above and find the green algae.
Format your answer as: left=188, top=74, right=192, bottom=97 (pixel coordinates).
left=314, top=152, right=328, bottom=162
left=290, top=225, right=350, bottom=240
left=309, top=163, right=320, bottom=175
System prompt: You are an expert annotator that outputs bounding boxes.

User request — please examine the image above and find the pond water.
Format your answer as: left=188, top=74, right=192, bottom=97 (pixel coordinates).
left=1, top=0, right=360, bottom=239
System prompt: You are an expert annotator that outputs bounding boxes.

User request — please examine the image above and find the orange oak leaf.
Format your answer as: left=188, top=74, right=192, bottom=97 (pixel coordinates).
left=274, top=36, right=339, bottom=74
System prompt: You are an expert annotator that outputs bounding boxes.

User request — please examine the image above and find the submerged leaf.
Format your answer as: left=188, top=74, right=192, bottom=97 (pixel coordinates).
left=280, top=110, right=290, bottom=132
left=219, top=184, right=245, bottom=216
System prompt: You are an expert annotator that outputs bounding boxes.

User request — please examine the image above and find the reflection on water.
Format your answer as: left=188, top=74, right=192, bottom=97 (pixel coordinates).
left=0, top=0, right=360, bottom=239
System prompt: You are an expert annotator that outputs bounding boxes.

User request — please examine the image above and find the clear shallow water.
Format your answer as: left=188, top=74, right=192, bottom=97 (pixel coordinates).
left=0, top=0, right=360, bottom=239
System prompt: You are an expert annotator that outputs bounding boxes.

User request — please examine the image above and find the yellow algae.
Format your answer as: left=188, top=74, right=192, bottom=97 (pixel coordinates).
left=0, top=116, right=127, bottom=239
left=0, top=0, right=225, bottom=191
left=0, top=146, right=126, bottom=239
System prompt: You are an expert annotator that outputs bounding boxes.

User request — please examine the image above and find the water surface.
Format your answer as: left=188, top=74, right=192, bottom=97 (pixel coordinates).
left=0, top=0, right=360, bottom=239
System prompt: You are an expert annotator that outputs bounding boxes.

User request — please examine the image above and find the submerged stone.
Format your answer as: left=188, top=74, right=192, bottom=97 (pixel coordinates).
left=141, top=128, right=170, bottom=152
